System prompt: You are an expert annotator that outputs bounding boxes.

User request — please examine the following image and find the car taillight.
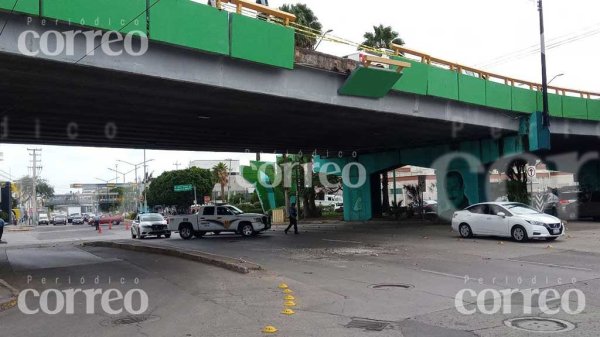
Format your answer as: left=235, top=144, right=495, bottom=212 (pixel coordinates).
left=559, top=200, right=570, bottom=205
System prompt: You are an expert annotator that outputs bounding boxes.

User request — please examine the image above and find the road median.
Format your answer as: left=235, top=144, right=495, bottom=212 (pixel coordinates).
left=82, top=240, right=262, bottom=274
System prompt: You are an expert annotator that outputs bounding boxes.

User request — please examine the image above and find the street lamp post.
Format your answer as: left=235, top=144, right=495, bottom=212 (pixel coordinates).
left=314, top=29, right=333, bottom=51
left=538, top=0, right=550, bottom=127
left=117, top=155, right=154, bottom=213
left=108, top=166, right=127, bottom=183
left=95, top=177, right=117, bottom=212
left=548, top=73, right=564, bottom=85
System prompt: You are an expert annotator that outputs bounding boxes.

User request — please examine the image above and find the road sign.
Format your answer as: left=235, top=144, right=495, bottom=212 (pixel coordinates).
left=527, top=166, right=537, bottom=178
left=418, top=175, right=426, bottom=191
left=174, top=184, right=193, bottom=192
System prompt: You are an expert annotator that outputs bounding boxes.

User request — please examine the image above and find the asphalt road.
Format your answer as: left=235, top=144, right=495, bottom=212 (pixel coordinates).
left=1, top=220, right=600, bottom=336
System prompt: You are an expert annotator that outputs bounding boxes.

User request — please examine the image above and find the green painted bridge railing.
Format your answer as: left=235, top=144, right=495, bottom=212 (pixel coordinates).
left=0, top=0, right=295, bottom=69
left=389, top=44, right=600, bottom=121
left=1, top=0, right=598, bottom=121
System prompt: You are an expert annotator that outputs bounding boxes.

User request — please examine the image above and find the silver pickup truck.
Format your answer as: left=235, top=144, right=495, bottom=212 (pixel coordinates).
left=167, top=204, right=270, bottom=239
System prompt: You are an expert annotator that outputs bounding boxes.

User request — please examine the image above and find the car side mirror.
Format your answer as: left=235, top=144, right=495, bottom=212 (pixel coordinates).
left=497, top=212, right=506, bottom=218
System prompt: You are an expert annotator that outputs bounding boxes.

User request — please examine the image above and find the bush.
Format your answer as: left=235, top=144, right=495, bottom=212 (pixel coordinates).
left=129, top=212, right=138, bottom=220
left=234, top=203, right=264, bottom=214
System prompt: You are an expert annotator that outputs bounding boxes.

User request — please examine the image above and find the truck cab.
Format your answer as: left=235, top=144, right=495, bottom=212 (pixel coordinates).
left=167, top=204, right=270, bottom=239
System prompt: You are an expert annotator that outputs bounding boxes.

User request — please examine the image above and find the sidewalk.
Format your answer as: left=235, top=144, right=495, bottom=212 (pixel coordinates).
left=0, top=279, right=18, bottom=311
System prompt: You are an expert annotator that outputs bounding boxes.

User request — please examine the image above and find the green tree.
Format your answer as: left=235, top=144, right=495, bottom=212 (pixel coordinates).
left=361, top=24, right=404, bottom=49
left=146, top=167, right=214, bottom=209
left=280, top=155, right=342, bottom=218
left=506, top=159, right=530, bottom=204
left=279, top=3, right=322, bottom=49
left=212, top=162, right=229, bottom=202
left=15, top=176, right=54, bottom=204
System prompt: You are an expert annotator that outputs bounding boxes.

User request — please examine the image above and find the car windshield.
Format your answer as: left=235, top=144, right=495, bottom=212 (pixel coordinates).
left=226, top=206, right=244, bottom=214
left=140, top=214, right=164, bottom=222
left=504, top=203, right=540, bottom=215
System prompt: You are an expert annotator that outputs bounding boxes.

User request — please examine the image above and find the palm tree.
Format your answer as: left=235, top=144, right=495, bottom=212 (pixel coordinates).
left=361, top=24, right=405, bottom=50
left=279, top=3, right=322, bottom=49
left=212, top=162, right=229, bottom=202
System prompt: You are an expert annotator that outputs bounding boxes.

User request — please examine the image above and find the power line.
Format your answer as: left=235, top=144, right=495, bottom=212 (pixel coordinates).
left=478, top=22, right=600, bottom=68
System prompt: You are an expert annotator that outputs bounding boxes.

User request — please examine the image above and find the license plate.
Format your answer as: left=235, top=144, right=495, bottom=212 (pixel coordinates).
left=552, top=229, right=559, bottom=234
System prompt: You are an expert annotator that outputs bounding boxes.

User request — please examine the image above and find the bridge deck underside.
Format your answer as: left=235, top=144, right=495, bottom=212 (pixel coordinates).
left=0, top=52, right=508, bottom=154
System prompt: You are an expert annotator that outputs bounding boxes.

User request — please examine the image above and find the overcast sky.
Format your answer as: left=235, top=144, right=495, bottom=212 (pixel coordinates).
left=1, top=0, right=599, bottom=194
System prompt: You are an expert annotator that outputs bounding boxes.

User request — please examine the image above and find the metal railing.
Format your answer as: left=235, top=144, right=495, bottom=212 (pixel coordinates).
left=391, top=43, right=600, bottom=99
left=218, top=0, right=296, bottom=25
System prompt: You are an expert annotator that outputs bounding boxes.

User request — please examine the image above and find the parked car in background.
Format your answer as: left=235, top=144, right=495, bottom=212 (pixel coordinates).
left=452, top=202, right=564, bottom=242
left=53, top=215, right=67, bottom=225
left=99, top=214, right=124, bottom=226
left=71, top=214, right=84, bottom=225
left=67, top=213, right=80, bottom=224
left=83, top=213, right=95, bottom=223
left=316, top=194, right=343, bottom=208
left=38, top=214, right=49, bottom=226
left=560, top=191, right=600, bottom=221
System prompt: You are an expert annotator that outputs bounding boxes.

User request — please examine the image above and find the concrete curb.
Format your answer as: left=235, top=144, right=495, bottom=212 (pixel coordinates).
left=81, top=241, right=262, bottom=274
left=7, top=226, right=33, bottom=232
left=0, top=279, right=18, bottom=312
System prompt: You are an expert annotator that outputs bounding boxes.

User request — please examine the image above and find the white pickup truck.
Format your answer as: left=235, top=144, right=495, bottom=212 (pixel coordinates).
left=315, top=194, right=343, bottom=208
left=167, top=204, right=270, bottom=239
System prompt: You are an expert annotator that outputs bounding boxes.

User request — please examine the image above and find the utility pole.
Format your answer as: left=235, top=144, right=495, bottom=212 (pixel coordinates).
left=143, top=149, right=148, bottom=213
left=173, top=161, right=181, bottom=170
left=538, top=0, right=550, bottom=127
left=227, top=158, right=232, bottom=203
left=28, top=148, right=42, bottom=225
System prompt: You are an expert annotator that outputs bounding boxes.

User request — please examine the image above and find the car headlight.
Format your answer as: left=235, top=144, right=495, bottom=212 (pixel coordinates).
left=527, top=220, right=546, bottom=227
left=255, top=218, right=263, bottom=222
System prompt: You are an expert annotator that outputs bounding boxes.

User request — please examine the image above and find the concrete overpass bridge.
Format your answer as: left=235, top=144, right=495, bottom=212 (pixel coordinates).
left=0, top=0, right=599, bottom=221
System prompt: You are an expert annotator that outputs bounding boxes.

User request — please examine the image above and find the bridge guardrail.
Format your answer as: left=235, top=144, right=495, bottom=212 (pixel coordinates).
left=391, top=43, right=600, bottom=99
left=219, top=0, right=296, bottom=25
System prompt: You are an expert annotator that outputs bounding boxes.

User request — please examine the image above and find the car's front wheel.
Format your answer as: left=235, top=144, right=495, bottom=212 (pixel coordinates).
left=131, top=229, right=136, bottom=239
left=511, top=225, right=529, bottom=242
left=458, top=223, right=473, bottom=238
left=239, top=223, right=255, bottom=238
left=179, top=224, right=194, bottom=240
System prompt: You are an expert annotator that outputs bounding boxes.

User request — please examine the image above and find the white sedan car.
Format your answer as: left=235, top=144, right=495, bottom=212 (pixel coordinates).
left=131, top=213, right=171, bottom=239
left=452, top=202, right=564, bottom=242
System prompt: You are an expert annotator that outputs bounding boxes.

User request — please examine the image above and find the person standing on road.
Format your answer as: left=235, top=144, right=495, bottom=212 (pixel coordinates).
left=285, top=203, right=298, bottom=235
left=0, top=216, right=5, bottom=243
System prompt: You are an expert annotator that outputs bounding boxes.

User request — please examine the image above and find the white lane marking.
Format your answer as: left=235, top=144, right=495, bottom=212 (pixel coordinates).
left=420, top=269, right=467, bottom=280
left=508, top=259, right=593, bottom=272
left=322, top=239, right=362, bottom=244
